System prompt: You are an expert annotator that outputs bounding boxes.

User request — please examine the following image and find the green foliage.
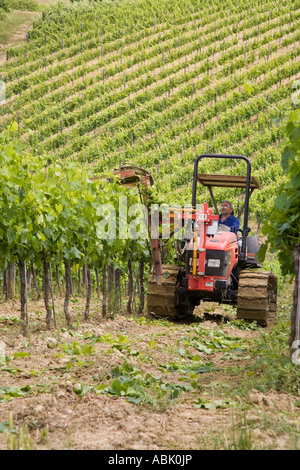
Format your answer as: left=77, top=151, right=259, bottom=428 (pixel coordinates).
left=0, top=0, right=11, bottom=12
left=60, top=341, right=95, bottom=356
left=0, top=384, right=31, bottom=402
left=9, top=0, right=40, bottom=11
left=0, top=0, right=297, bottom=216
left=258, top=109, right=300, bottom=275
left=0, top=0, right=299, bottom=326
left=0, top=0, right=39, bottom=17
left=246, top=315, right=300, bottom=395
left=0, top=122, right=45, bottom=262
left=194, top=397, right=236, bottom=410
left=74, top=359, right=192, bottom=408
left=0, top=123, right=150, bottom=271
left=222, top=412, right=254, bottom=450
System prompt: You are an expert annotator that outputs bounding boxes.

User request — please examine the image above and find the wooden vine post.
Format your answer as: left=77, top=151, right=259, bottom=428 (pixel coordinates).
left=102, top=264, right=107, bottom=318
left=19, top=260, right=29, bottom=337
left=6, top=263, right=15, bottom=300
left=49, top=263, right=57, bottom=328
left=64, top=261, right=72, bottom=326
left=138, top=260, right=145, bottom=314
left=127, top=259, right=133, bottom=314
left=84, top=265, right=92, bottom=320
left=43, top=261, right=52, bottom=329
left=291, top=245, right=300, bottom=365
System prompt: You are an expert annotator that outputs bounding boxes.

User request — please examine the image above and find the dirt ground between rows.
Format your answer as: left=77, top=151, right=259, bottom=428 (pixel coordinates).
left=0, top=295, right=299, bottom=451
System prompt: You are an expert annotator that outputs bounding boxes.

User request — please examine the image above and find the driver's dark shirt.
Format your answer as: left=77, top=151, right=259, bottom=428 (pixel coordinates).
left=218, top=214, right=240, bottom=234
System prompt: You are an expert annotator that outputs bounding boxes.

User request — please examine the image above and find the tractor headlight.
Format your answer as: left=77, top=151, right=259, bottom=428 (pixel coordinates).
left=207, top=259, right=221, bottom=268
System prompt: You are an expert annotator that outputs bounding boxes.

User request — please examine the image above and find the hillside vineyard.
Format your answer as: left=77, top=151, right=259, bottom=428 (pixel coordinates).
left=1, top=0, right=299, bottom=211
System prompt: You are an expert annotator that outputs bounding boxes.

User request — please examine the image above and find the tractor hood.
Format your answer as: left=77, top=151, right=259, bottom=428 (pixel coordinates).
left=205, top=231, right=238, bottom=251
left=186, top=231, right=238, bottom=252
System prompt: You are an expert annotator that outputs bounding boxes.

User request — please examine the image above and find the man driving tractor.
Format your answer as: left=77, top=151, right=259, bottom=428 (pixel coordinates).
left=218, top=200, right=240, bottom=235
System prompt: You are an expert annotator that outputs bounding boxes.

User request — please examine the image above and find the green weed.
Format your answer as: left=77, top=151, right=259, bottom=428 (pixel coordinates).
left=238, top=317, right=300, bottom=396
left=193, top=397, right=236, bottom=410
left=59, top=341, right=94, bottom=356
left=73, top=360, right=192, bottom=411
left=5, top=413, right=35, bottom=450
left=0, top=384, right=31, bottom=402
left=222, top=411, right=254, bottom=450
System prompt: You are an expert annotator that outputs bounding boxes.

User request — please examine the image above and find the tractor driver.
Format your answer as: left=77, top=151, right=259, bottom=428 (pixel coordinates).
left=218, top=200, right=240, bottom=235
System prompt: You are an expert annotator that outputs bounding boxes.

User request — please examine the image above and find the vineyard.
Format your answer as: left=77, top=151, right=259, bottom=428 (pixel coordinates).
left=0, top=0, right=299, bottom=452
left=1, top=0, right=299, bottom=207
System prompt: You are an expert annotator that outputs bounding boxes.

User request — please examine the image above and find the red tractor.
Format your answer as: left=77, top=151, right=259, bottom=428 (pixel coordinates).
left=114, top=154, right=277, bottom=326
left=146, top=154, right=278, bottom=326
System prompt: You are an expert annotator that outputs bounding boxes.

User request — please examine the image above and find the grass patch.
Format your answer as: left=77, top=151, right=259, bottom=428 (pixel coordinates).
left=0, top=0, right=60, bottom=56
left=246, top=320, right=300, bottom=395
left=225, top=296, right=300, bottom=398
left=0, top=10, right=40, bottom=46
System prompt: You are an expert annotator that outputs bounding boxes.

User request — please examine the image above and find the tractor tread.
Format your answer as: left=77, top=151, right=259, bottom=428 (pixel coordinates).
left=147, top=264, right=194, bottom=319
left=237, top=270, right=278, bottom=326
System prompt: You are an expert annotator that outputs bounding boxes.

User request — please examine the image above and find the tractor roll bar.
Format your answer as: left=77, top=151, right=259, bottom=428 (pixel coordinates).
left=191, top=154, right=252, bottom=259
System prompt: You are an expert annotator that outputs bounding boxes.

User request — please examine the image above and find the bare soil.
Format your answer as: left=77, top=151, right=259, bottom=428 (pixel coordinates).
left=0, top=295, right=299, bottom=451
